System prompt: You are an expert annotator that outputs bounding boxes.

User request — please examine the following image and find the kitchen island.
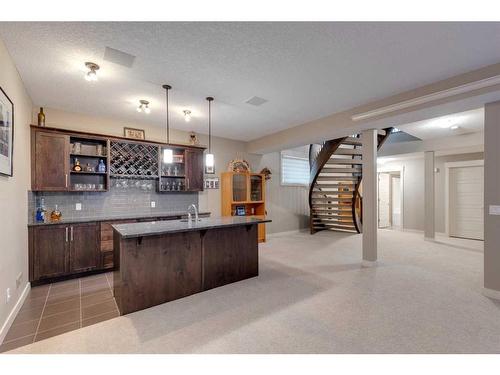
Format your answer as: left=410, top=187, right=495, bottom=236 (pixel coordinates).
left=112, top=216, right=271, bottom=315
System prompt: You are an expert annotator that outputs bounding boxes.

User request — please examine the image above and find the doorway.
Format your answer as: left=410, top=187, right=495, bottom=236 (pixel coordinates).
left=378, top=171, right=402, bottom=229
left=445, top=160, right=484, bottom=240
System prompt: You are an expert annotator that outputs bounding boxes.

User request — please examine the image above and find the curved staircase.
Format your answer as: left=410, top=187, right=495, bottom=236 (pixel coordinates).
left=309, top=128, right=393, bottom=234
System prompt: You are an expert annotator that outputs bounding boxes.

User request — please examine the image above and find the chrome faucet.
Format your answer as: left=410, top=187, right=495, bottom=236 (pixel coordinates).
left=187, top=204, right=199, bottom=222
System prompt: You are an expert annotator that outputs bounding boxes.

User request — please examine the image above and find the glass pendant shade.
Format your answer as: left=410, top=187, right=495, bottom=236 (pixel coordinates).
left=163, top=148, right=173, bottom=164
left=205, top=153, right=214, bottom=168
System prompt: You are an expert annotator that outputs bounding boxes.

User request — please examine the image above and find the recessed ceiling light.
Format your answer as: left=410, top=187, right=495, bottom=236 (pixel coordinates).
left=183, top=110, right=192, bottom=122
left=137, top=100, right=150, bottom=114
left=84, top=62, right=99, bottom=82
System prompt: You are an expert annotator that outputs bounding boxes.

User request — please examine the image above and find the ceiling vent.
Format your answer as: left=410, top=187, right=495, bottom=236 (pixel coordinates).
left=103, top=46, right=136, bottom=68
left=245, top=96, right=268, bottom=106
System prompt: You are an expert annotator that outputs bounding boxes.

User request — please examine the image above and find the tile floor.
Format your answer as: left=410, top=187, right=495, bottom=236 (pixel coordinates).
left=0, top=272, right=119, bottom=353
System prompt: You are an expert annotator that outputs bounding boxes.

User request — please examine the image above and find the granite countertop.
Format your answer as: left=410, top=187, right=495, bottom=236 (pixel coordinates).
left=28, top=211, right=211, bottom=227
left=113, top=216, right=271, bottom=238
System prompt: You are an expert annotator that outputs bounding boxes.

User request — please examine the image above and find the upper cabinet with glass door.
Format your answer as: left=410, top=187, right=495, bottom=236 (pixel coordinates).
left=232, top=173, right=248, bottom=202
left=250, top=174, right=263, bottom=202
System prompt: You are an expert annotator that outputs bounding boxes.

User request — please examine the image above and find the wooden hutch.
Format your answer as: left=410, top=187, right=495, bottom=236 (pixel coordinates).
left=221, top=172, right=267, bottom=242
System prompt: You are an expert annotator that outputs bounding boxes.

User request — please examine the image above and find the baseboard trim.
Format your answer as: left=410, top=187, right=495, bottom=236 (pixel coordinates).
left=482, top=287, right=500, bottom=300
left=362, top=260, right=378, bottom=268
left=0, top=282, right=31, bottom=345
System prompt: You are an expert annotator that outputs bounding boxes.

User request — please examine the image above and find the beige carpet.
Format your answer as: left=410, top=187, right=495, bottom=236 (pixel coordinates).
left=5, top=229, right=499, bottom=354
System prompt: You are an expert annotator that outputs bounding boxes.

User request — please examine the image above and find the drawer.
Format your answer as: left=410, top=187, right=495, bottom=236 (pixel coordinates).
left=102, top=252, right=114, bottom=269
left=101, top=239, right=113, bottom=252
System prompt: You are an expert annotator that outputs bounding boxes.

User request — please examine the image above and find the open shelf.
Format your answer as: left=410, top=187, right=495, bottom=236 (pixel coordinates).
left=70, top=153, right=108, bottom=158
left=70, top=171, right=107, bottom=175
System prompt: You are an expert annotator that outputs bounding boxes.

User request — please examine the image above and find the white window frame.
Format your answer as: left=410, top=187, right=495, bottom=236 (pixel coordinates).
left=280, top=153, right=310, bottom=187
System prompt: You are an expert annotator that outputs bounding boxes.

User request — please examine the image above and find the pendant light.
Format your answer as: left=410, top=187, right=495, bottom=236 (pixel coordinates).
left=162, top=84, right=173, bottom=164
left=205, top=97, right=215, bottom=171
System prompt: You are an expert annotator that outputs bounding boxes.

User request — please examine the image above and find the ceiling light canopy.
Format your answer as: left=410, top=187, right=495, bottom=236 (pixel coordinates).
left=84, top=62, right=99, bottom=82
left=183, top=110, right=192, bottom=122
left=137, top=100, right=151, bottom=114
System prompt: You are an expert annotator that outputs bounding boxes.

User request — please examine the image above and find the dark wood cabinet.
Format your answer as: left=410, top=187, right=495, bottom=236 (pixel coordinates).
left=30, top=222, right=99, bottom=282
left=33, top=225, right=69, bottom=280
left=185, top=149, right=204, bottom=191
left=32, top=131, right=70, bottom=191
left=69, top=223, right=99, bottom=273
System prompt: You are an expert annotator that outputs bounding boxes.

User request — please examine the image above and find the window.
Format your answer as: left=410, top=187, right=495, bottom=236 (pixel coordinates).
left=281, top=153, right=309, bottom=186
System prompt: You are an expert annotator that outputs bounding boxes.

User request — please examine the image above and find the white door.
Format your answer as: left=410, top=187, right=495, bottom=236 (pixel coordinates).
left=449, top=166, right=484, bottom=240
left=391, top=176, right=401, bottom=227
left=378, top=173, right=391, bottom=228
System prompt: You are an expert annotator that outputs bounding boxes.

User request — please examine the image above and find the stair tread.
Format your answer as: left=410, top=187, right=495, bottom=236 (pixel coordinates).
left=326, top=159, right=363, bottom=165
left=340, top=137, right=362, bottom=145
left=335, top=148, right=363, bottom=155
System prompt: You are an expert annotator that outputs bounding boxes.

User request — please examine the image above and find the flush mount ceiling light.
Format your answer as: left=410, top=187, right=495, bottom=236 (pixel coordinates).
left=183, top=110, right=192, bottom=122
left=205, top=97, right=215, bottom=172
left=137, top=100, right=151, bottom=114
left=162, top=84, right=173, bottom=164
left=84, top=62, right=100, bottom=82
left=450, top=125, right=460, bottom=130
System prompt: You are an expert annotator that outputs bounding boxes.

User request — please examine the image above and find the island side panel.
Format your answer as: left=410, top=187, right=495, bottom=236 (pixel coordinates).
left=115, top=231, right=202, bottom=315
left=202, top=224, right=258, bottom=291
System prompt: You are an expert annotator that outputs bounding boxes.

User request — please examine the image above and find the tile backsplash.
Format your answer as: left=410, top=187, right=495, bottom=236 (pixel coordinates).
left=28, top=179, right=198, bottom=222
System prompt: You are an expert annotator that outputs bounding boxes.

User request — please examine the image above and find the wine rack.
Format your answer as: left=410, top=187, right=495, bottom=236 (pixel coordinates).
left=110, top=141, right=159, bottom=179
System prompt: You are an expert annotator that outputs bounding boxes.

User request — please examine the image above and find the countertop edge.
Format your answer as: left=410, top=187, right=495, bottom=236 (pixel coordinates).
left=28, top=211, right=211, bottom=227
left=113, top=218, right=272, bottom=239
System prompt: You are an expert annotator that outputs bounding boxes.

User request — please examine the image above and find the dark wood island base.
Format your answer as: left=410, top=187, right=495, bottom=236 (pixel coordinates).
left=112, top=217, right=269, bottom=315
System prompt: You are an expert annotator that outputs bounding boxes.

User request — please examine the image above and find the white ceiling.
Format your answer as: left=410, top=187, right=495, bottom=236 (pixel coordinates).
left=398, top=108, right=484, bottom=140
left=1, top=22, right=499, bottom=141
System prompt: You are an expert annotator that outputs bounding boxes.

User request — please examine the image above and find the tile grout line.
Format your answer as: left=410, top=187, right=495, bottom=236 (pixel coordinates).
left=79, top=279, right=82, bottom=328
left=33, top=283, right=52, bottom=343
left=105, top=272, right=120, bottom=313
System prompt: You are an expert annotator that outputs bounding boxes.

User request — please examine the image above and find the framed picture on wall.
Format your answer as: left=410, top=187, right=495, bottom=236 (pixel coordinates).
left=0, top=86, right=14, bottom=177
left=124, top=127, right=145, bottom=140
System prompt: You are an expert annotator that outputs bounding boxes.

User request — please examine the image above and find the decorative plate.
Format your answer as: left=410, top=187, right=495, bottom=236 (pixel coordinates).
left=227, top=159, right=251, bottom=173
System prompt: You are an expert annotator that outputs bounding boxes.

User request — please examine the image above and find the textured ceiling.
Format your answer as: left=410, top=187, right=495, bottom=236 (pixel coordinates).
left=0, top=22, right=499, bottom=141
left=398, top=108, right=484, bottom=140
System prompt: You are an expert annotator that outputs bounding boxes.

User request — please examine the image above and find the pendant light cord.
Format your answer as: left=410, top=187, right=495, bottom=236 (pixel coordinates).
left=208, top=100, right=211, bottom=153
left=206, top=96, right=214, bottom=153
left=163, top=84, right=172, bottom=144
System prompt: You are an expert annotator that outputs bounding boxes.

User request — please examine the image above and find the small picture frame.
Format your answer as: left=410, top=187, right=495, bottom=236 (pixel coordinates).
left=235, top=205, right=246, bottom=216
left=124, top=127, right=145, bottom=140
left=204, top=177, right=220, bottom=189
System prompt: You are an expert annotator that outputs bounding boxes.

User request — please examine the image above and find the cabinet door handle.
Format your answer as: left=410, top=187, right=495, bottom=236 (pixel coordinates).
left=65, top=227, right=69, bottom=242
left=186, top=178, right=189, bottom=190
left=70, top=226, right=74, bottom=241
left=65, top=174, right=68, bottom=188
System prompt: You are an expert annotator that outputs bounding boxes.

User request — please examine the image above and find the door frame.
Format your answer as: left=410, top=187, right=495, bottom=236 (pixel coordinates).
left=377, top=166, right=405, bottom=230
left=444, top=159, right=484, bottom=237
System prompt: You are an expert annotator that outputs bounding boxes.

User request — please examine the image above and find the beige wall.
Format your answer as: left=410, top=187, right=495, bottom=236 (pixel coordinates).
left=0, top=39, right=32, bottom=341
left=380, top=152, right=484, bottom=233
left=484, top=101, right=500, bottom=293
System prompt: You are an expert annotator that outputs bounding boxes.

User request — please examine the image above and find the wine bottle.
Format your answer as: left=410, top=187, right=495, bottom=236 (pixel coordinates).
left=37, top=107, right=46, bottom=127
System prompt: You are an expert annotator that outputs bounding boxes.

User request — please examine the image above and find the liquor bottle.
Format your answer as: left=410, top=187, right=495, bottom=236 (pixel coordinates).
left=37, top=107, right=46, bottom=127
left=73, top=158, right=82, bottom=172
left=50, top=205, right=62, bottom=222
left=98, top=159, right=106, bottom=173
left=35, top=198, right=46, bottom=223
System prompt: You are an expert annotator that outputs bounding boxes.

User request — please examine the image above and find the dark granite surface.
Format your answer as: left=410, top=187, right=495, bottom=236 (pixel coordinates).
left=28, top=211, right=211, bottom=227
left=113, top=216, right=271, bottom=238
